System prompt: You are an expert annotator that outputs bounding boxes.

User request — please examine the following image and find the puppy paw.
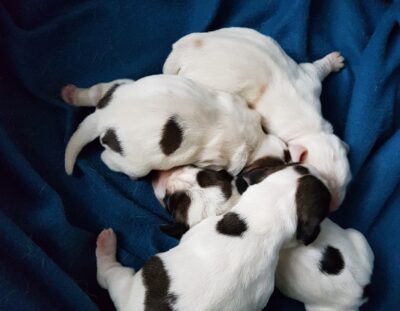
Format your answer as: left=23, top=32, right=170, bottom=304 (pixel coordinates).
left=327, top=52, right=345, bottom=72
left=61, top=84, right=77, bottom=105
left=96, top=228, right=117, bottom=257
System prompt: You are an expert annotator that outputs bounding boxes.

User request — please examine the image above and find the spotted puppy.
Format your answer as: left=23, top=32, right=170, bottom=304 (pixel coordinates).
left=156, top=165, right=374, bottom=310
left=163, top=27, right=351, bottom=210
left=96, top=165, right=330, bottom=311
left=62, top=74, right=287, bottom=178
left=242, top=165, right=374, bottom=311
left=152, top=166, right=241, bottom=238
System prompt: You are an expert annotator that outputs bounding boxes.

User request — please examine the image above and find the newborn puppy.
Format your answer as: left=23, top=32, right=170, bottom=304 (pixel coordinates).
left=62, top=74, right=287, bottom=178
left=276, top=218, right=374, bottom=311
left=157, top=165, right=374, bottom=310
left=163, top=27, right=351, bottom=210
left=152, top=166, right=241, bottom=238
left=96, top=165, right=329, bottom=311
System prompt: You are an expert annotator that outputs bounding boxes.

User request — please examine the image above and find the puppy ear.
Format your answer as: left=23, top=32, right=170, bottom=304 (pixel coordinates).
left=296, top=175, right=330, bottom=245
left=160, top=223, right=189, bottom=239
left=163, top=191, right=191, bottom=224
left=288, top=144, right=308, bottom=162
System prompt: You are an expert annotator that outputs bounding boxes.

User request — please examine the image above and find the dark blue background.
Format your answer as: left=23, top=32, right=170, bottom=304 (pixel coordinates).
left=0, top=1, right=399, bottom=310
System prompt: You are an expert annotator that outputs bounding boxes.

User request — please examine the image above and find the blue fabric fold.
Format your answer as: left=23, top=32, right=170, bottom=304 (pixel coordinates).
left=0, top=1, right=398, bottom=310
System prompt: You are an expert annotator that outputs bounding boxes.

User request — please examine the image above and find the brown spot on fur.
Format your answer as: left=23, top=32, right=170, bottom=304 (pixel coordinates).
left=216, top=212, right=247, bottom=237
left=243, top=156, right=285, bottom=174
left=163, top=191, right=191, bottom=225
left=197, top=169, right=233, bottom=199
left=160, top=115, right=183, bottom=155
left=194, top=39, right=204, bottom=48
left=142, top=256, right=177, bottom=310
left=101, top=129, right=123, bottom=154
left=97, top=84, right=119, bottom=109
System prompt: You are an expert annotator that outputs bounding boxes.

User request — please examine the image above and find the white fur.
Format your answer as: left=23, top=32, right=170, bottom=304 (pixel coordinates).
left=63, top=74, right=287, bottom=178
left=96, top=166, right=310, bottom=311
left=276, top=219, right=374, bottom=311
left=154, top=165, right=373, bottom=310
left=163, top=27, right=351, bottom=209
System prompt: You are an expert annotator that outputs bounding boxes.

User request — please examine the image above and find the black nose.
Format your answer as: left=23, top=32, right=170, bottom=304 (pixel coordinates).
left=235, top=176, right=249, bottom=195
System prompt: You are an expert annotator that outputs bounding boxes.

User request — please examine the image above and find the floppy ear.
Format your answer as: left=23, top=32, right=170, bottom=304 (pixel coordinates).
left=163, top=191, right=191, bottom=224
left=288, top=144, right=308, bottom=163
left=296, top=175, right=330, bottom=245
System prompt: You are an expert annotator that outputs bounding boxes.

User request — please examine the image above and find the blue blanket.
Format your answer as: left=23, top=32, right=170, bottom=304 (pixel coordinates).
left=0, top=1, right=399, bottom=310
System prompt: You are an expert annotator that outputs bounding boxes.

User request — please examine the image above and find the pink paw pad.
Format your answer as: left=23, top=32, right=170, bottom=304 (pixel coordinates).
left=96, top=228, right=117, bottom=256
left=328, top=52, right=345, bottom=72
left=61, top=84, right=77, bottom=105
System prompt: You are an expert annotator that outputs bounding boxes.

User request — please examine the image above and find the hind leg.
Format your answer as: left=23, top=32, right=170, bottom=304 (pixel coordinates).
left=96, top=229, right=137, bottom=309
left=312, top=52, right=345, bottom=81
left=61, top=79, right=134, bottom=107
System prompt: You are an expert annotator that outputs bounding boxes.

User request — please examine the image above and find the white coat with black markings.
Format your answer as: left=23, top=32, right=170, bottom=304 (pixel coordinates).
left=63, top=74, right=287, bottom=178
left=95, top=165, right=330, bottom=311
left=163, top=27, right=351, bottom=210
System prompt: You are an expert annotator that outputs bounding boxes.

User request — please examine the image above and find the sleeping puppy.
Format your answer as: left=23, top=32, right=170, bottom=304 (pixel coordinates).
left=243, top=164, right=374, bottom=311
left=276, top=218, right=374, bottom=311
left=62, top=74, right=288, bottom=178
left=96, top=164, right=330, bottom=311
left=152, top=166, right=241, bottom=238
left=155, top=165, right=374, bottom=310
left=163, top=27, right=351, bottom=210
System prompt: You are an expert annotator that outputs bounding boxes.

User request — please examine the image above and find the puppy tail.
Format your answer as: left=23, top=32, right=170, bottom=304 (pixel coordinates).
left=65, top=112, right=100, bottom=175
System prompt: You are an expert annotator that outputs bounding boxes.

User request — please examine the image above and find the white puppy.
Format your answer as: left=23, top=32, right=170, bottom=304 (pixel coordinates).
left=62, top=74, right=288, bottom=178
left=163, top=27, right=351, bottom=210
left=153, top=165, right=374, bottom=311
left=96, top=165, right=330, bottom=311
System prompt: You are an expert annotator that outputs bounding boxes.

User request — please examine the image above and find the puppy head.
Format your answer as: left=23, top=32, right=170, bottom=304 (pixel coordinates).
left=152, top=166, right=239, bottom=236
left=239, top=164, right=330, bottom=245
left=288, top=133, right=351, bottom=211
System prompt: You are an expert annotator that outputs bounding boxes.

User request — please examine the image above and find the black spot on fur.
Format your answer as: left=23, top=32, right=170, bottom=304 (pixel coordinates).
left=160, top=116, right=183, bottom=155
left=319, top=246, right=345, bottom=275
left=216, top=212, right=247, bottom=237
left=160, top=223, right=189, bottom=240
left=239, top=156, right=286, bottom=186
left=362, top=283, right=371, bottom=299
left=284, top=149, right=291, bottom=163
left=261, top=123, right=268, bottom=134
left=296, top=175, right=330, bottom=245
left=101, top=129, right=123, bottom=154
left=163, top=191, right=191, bottom=225
left=142, top=256, right=177, bottom=311
left=97, top=84, right=119, bottom=109
left=235, top=176, right=249, bottom=195
left=197, top=169, right=233, bottom=199
left=294, top=165, right=309, bottom=175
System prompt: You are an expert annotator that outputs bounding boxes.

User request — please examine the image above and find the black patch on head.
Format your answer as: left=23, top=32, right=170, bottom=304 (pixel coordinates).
left=235, top=176, right=249, bottom=195
left=284, top=149, right=291, bottom=163
left=216, top=212, right=247, bottom=237
left=362, top=283, right=371, bottom=299
left=101, top=129, right=123, bottom=154
left=319, top=246, right=345, bottom=275
left=296, top=175, right=331, bottom=245
left=97, top=84, right=120, bottom=109
left=163, top=191, right=191, bottom=225
left=239, top=156, right=286, bottom=186
left=160, top=116, right=183, bottom=155
left=160, top=223, right=189, bottom=240
left=197, top=169, right=233, bottom=199
left=294, top=165, right=309, bottom=175
left=142, top=256, right=177, bottom=311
